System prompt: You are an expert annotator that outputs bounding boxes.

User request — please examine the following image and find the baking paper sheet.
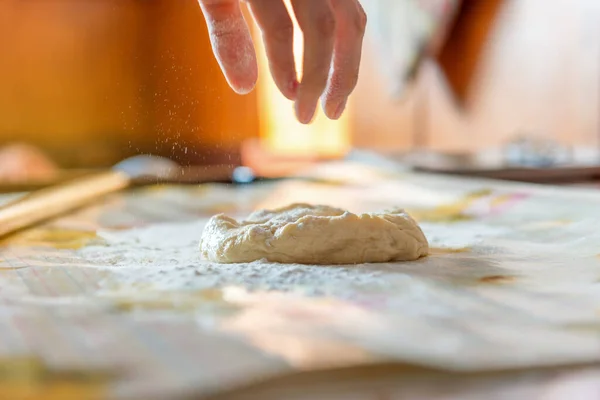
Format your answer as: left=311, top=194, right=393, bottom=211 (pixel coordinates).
left=0, top=161, right=599, bottom=399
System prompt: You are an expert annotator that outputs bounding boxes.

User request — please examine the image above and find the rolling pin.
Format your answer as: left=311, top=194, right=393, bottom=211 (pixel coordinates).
left=0, top=155, right=237, bottom=238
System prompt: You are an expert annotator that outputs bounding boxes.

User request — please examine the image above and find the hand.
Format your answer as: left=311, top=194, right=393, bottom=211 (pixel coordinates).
left=198, top=0, right=367, bottom=124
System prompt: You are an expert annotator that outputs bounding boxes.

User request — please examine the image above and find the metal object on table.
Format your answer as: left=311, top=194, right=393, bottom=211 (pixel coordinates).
left=502, top=134, right=573, bottom=168
left=396, top=134, right=600, bottom=184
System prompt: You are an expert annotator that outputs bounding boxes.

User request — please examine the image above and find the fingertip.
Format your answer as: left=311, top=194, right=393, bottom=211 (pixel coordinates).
left=218, top=43, right=259, bottom=95
left=227, top=67, right=259, bottom=95
left=331, top=98, right=347, bottom=120
left=295, top=100, right=317, bottom=125
left=230, top=81, right=256, bottom=95
left=277, top=78, right=299, bottom=101
left=202, top=3, right=258, bottom=97
left=287, top=79, right=299, bottom=100
left=320, top=93, right=341, bottom=120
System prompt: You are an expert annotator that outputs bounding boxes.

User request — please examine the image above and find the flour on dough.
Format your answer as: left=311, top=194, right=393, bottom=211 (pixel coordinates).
left=199, top=203, right=429, bottom=265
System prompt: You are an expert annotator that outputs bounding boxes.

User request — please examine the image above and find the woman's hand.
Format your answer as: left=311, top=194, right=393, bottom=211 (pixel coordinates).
left=198, top=0, right=367, bottom=124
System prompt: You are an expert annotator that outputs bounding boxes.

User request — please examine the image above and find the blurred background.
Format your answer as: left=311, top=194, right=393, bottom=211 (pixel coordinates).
left=1, top=0, right=599, bottom=181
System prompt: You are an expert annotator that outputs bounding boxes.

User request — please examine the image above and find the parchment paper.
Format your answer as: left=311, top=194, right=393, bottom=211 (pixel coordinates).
left=0, top=161, right=599, bottom=399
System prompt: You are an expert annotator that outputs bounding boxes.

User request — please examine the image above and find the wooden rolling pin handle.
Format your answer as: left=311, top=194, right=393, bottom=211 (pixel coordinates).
left=0, top=171, right=131, bottom=238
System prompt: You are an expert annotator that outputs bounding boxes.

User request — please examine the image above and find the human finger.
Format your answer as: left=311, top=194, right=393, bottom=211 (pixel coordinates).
left=322, top=0, right=367, bottom=119
left=247, top=0, right=298, bottom=100
left=290, top=0, right=336, bottom=124
left=198, top=0, right=258, bottom=94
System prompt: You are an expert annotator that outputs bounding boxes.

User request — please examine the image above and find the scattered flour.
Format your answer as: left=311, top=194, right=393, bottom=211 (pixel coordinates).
left=78, top=218, right=514, bottom=299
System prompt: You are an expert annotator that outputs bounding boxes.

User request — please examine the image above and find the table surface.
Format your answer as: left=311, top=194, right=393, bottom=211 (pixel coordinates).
left=0, top=161, right=599, bottom=399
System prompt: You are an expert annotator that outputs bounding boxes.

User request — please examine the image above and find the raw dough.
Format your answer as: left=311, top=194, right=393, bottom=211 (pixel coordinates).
left=199, top=203, right=429, bottom=265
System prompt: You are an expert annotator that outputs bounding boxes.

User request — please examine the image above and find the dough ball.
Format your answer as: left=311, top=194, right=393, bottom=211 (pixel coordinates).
left=199, top=203, right=429, bottom=265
